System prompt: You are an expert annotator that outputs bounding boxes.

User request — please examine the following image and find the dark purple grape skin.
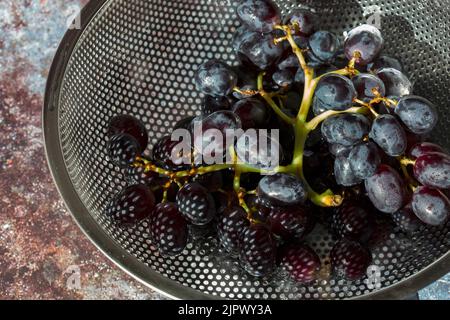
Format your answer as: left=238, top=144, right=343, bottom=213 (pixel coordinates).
left=201, top=95, right=232, bottom=116
left=236, top=31, right=284, bottom=70
left=367, top=55, right=403, bottom=73
left=332, top=202, right=373, bottom=242
left=107, top=133, right=140, bottom=168
left=308, top=31, right=340, bottom=63
left=409, top=142, right=446, bottom=159
left=126, top=164, right=168, bottom=187
left=272, top=68, right=297, bottom=89
left=334, top=155, right=362, bottom=187
left=312, top=74, right=357, bottom=115
left=176, top=182, right=216, bottom=226
left=257, top=173, right=308, bottom=207
left=329, top=144, right=352, bottom=158
left=232, top=98, right=270, bottom=129
left=352, top=73, right=386, bottom=102
left=344, top=24, right=384, bottom=66
left=365, top=165, right=407, bottom=213
left=284, top=9, right=316, bottom=36
left=413, top=152, right=450, bottom=189
left=235, top=130, right=284, bottom=170
left=395, top=95, right=438, bottom=135
left=106, top=184, right=155, bottom=228
left=330, top=239, right=372, bottom=280
left=267, top=206, right=312, bottom=241
left=108, top=115, right=148, bottom=152
left=278, top=53, right=300, bottom=70
left=392, top=203, right=423, bottom=233
left=217, top=206, right=250, bottom=253
left=236, top=0, right=281, bottom=33
left=376, top=68, right=413, bottom=97
left=239, top=224, right=277, bottom=277
left=411, top=187, right=450, bottom=226
left=150, top=202, right=188, bottom=257
left=321, top=113, right=371, bottom=147
left=348, top=142, right=381, bottom=179
left=369, top=114, right=407, bottom=157
left=279, top=244, right=321, bottom=284
left=194, top=59, right=237, bottom=97
left=192, top=111, right=242, bottom=159
left=152, top=135, right=190, bottom=171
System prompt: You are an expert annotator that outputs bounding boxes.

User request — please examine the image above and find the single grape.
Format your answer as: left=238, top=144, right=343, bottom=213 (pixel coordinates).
left=395, top=95, right=438, bottom=135
left=392, top=203, right=423, bottom=233
left=267, top=206, right=312, bottom=241
left=239, top=224, right=277, bottom=277
left=367, top=55, right=403, bottom=73
left=365, top=165, right=407, bottom=213
left=313, top=74, right=357, bottom=115
left=332, top=201, right=374, bottom=242
left=272, top=68, right=297, bottom=90
left=232, top=98, right=271, bottom=129
left=217, top=206, right=249, bottom=253
left=344, top=24, right=384, bottom=65
left=308, top=31, right=340, bottom=63
left=236, top=0, right=281, bottom=33
left=107, top=133, right=140, bottom=168
left=334, top=155, right=362, bottom=187
left=106, top=184, right=155, bottom=228
left=176, top=182, right=216, bottom=225
left=236, top=130, right=283, bottom=170
left=409, top=142, right=446, bottom=159
left=194, top=59, right=237, bottom=97
left=284, top=8, right=316, bottom=36
left=376, top=68, right=413, bottom=97
left=348, top=142, right=381, bottom=179
left=330, top=239, right=372, bottom=280
left=321, top=113, right=371, bottom=147
left=279, top=244, right=321, bottom=284
left=369, top=114, right=407, bottom=157
left=192, top=111, right=242, bottom=160
left=201, top=95, right=232, bottom=116
left=257, top=173, right=308, bottom=207
left=329, top=144, right=352, bottom=158
left=411, top=186, right=450, bottom=226
left=237, top=31, right=284, bottom=70
left=352, top=73, right=386, bottom=102
left=152, top=135, right=191, bottom=171
left=413, top=152, right=450, bottom=189
left=150, top=202, right=188, bottom=257
left=108, top=115, right=148, bottom=152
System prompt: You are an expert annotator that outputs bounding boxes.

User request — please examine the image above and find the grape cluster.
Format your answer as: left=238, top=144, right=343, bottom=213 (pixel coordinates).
left=104, top=0, right=449, bottom=284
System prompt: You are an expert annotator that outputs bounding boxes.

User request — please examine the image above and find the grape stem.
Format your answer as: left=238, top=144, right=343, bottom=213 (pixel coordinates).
left=306, top=106, right=370, bottom=131
left=256, top=73, right=296, bottom=125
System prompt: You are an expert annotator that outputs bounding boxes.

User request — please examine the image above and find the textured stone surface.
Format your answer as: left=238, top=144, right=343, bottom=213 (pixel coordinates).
left=0, top=0, right=448, bottom=300
left=0, top=0, right=161, bottom=300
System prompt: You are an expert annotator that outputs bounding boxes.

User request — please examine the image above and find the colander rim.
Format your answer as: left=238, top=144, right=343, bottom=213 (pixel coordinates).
left=43, top=0, right=450, bottom=300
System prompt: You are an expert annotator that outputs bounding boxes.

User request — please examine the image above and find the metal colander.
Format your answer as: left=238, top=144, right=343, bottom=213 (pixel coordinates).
left=44, top=0, right=450, bottom=299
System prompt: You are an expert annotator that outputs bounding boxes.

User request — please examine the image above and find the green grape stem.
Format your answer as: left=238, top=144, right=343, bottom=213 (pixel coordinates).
left=131, top=24, right=372, bottom=209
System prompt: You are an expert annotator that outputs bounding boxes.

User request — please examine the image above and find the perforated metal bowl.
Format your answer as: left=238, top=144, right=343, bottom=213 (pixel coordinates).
left=44, top=0, right=450, bottom=299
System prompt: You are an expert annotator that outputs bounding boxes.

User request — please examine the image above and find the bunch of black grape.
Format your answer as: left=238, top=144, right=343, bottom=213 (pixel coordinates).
left=103, top=0, right=449, bottom=285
